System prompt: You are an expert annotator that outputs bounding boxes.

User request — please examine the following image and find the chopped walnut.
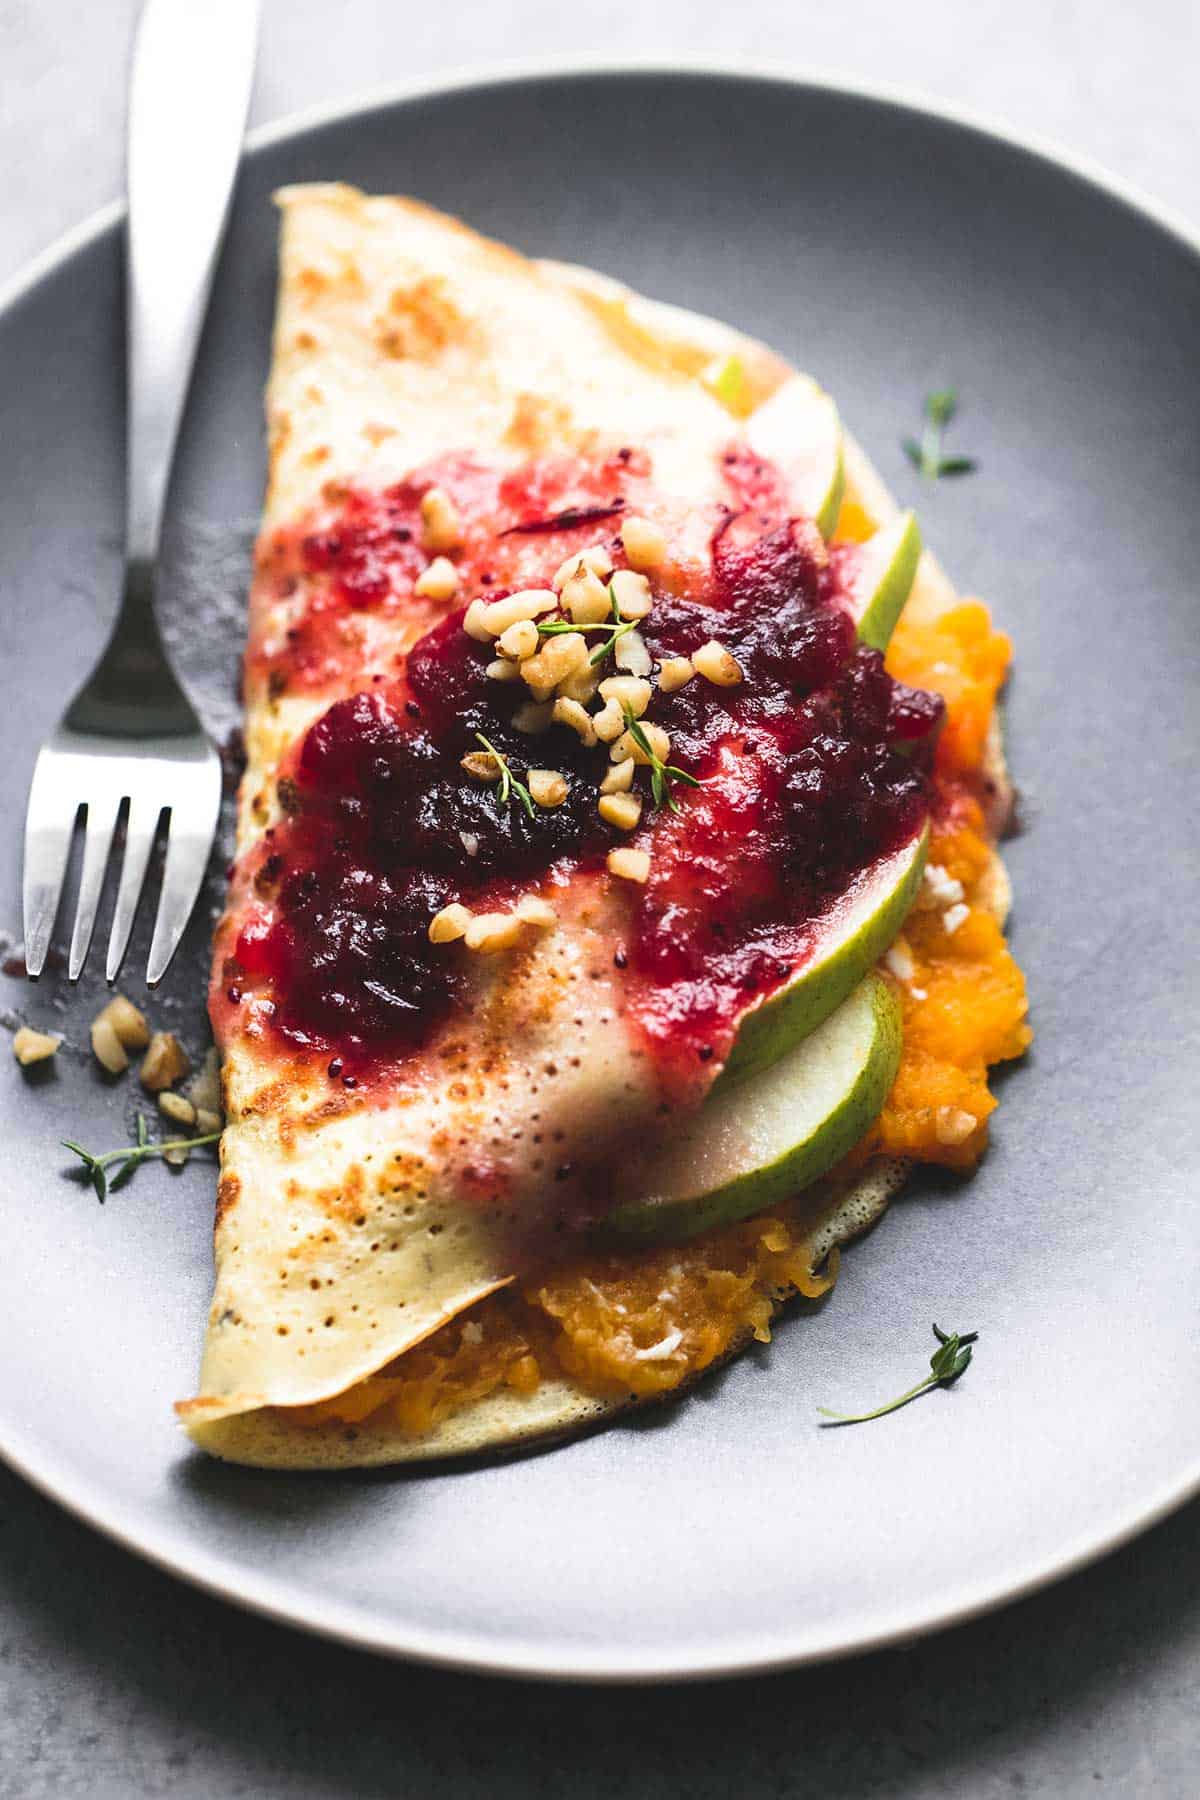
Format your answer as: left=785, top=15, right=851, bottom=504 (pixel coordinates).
left=414, top=555, right=459, bottom=601
left=658, top=655, right=695, bottom=693
left=552, top=696, right=597, bottom=745
left=90, top=1016, right=128, bottom=1076
left=460, top=750, right=501, bottom=782
left=619, top=515, right=668, bottom=571
left=598, top=674, right=652, bottom=717
left=429, top=902, right=473, bottom=944
left=497, top=618, right=540, bottom=660
left=476, top=588, right=558, bottom=637
left=12, top=1026, right=61, bottom=1066
left=609, top=568, right=652, bottom=619
left=93, top=994, right=150, bottom=1051
left=607, top=847, right=651, bottom=884
left=557, top=662, right=601, bottom=705
left=614, top=629, right=652, bottom=677
left=599, top=759, right=635, bottom=795
left=612, top=721, right=670, bottom=766
left=599, top=791, right=643, bottom=831
left=514, top=894, right=557, bottom=928
left=592, top=700, right=626, bottom=743
left=693, top=639, right=743, bottom=686
left=419, top=486, right=463, bottom=553
left=464, top=912, right=523, bottom=954
left=560, top=565, right=612, bottom=625
left=139, top=1031, right=190, bottom=1094
left=528, top=769, right=568, bottom=808
left=552, top=545, right=612, bottom=589
left=521, top=632, right=589, bottom=699
left=158, top=1090, right=197, bottom=1128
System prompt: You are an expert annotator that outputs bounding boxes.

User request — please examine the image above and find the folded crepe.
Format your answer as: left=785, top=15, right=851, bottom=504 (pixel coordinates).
left=180, top=187, right=1028, bottom=1467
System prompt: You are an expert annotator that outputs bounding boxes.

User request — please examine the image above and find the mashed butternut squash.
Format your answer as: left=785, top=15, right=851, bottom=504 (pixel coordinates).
left=292, top=1210, right=844, bottom=1431
left=294, top=575, right=1029, bottom=1437
left=888, top=600, right=1014, bottom=780
left=876, top=815, right=1030, bottom=1169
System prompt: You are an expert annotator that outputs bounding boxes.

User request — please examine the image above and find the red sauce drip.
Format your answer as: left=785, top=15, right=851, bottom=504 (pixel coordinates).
left=225, top=479, right=942, bottom=1080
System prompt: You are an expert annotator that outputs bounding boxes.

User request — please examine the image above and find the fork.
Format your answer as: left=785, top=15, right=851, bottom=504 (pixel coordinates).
left=22, top=0, right=259, bottom=986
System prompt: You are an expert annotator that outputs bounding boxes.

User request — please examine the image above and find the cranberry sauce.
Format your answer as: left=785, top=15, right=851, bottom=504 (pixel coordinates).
left=619, top=520, right=941, bottom=1059
left=227, top=458, right=942, bottom=1081
left=249, top=450, right=650, bottom=698
left=230, top=619, right=622, bottom=1068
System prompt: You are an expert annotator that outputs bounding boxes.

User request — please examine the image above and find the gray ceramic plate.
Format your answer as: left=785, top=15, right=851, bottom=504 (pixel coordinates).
left=1, top=63, right=1197, bottom=1682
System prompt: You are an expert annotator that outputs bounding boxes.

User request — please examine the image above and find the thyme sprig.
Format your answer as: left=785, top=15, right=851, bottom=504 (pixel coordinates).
left=588, top=584, right=640, bottom=667
left=474, top=733, right=535, bottom=821
left=818, top=1323, right=979, bottom=1426
left=621, top=708, right=704, bottom=814
left=536, top=620, right=613, bottom=634
left=536, top=583, right=638, bottom=667
left=902, top=390, right=977, bottom=480
left=62, top=1113, right=220, bottom=1204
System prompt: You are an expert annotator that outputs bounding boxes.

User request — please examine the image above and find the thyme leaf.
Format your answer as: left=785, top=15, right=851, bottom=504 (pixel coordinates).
left=474, top=733, right=535, bottom=821
left=621, top=710, right=703, bottom=815
left=589, top=581, right=639, bottom=667
left=902, top=390, right=978, bottom=480
left=534, top=584, right=639, bottom=667
left=588, top=616, right=637, bottom=667
left=536, top=585, right=642, bottom=667
left=62, top=1112, right=220, bottom=1204
left=535, top=620, right=613, bottom=635
left=925, top=388, right=958, bottom=428
left=817, top=1323, right=979, bottom=1426
left=107, top=1110, right=151, bottom=1193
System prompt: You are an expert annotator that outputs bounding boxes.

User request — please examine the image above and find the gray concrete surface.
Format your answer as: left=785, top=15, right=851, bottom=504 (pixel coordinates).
left=1, top=2, right=1197, bottom=1794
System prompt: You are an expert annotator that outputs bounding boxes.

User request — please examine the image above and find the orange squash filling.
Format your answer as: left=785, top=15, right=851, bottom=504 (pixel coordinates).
left=291, top=530, right=1030, bottom=1438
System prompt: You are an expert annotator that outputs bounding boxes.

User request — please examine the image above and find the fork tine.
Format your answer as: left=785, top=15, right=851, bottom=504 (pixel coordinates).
left=67, top=797, right=123, bottom=981
left=146, top=754, right=222, bottom=986
left=105, top=796, right=164, bottom=983
left=22, top=753, right=82, bottom=978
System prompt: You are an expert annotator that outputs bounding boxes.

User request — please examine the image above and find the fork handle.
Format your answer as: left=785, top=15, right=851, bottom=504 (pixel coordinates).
left=124, top=0, right=259, bottom=570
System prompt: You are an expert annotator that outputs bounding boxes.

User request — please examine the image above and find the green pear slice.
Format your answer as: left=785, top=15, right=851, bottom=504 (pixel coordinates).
left=608, top=974, right=902, bottom=1243
left=745, top=373, right=845, bottom=538
left=848, top=510, right=923, bottom=650
left=721, top=827, right=926, bottom=1089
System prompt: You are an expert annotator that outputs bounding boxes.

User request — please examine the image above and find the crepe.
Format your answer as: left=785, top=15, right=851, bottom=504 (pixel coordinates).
left=181, top=187, right=1020, bottom=1467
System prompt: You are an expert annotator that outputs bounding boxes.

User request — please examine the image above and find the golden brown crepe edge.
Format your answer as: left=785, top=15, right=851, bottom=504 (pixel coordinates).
left=185, top=1156, right=912, bottom=1469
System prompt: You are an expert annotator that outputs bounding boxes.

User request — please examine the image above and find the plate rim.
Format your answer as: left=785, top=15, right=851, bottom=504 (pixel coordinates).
left=3, top=54, right=1198, bottom=1684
